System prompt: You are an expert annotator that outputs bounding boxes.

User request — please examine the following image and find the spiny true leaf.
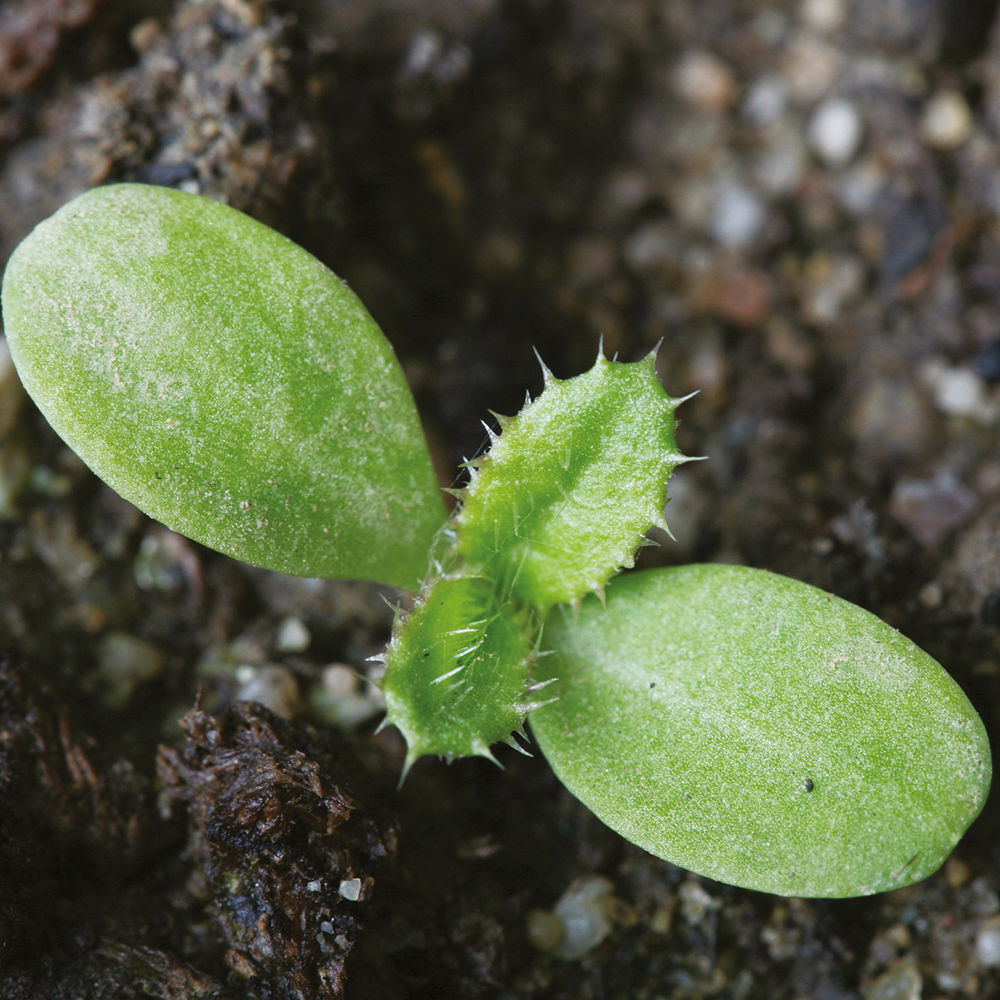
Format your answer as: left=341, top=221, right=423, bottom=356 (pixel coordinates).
left=381, top=574, right=539, bottom=768
left=1, top=184, right=445, bottom=589
left=456, top=352, right=691, bottom=610
left=532, top=564, right=991, bottom=898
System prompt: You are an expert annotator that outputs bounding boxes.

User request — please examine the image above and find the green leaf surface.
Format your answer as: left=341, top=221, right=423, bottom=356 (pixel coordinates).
left=532, top=564, right=991, bottom=898
left=1, top=184, right=445, bottom=589
left=381, top=574, right=539, bottom=767
left=457, top=353, right=690, bottom=610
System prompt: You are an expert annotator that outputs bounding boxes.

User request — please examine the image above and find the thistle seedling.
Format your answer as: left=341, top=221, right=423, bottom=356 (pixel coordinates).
left=2, top=184, right=991, bottom=898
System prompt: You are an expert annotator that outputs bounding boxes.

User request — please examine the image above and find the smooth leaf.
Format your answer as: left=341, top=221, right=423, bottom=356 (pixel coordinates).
left=1, top=184, right=446, bottom=589
left=532, top=564, right=991, bottom=897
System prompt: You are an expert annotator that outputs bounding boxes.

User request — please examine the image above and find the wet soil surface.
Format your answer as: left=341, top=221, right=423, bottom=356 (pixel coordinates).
left=2, top=0, right=1000, bottom=996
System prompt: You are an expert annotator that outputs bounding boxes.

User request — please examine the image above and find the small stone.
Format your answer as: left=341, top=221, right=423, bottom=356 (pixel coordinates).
left=754, top=125, right=807, bottom=196
left=236, top=664, right=299, bottom=719
left=310, top=663, right=385, bottom=728
left=623, top=221, right=679, bottom=273
left=338, top=877, right=362, bottom=901
left=921, top=360, right=997, bottom=422
left=605, top=169, right=650, bottom=213
left=801, top=0, right=846, bottom=33
left=535, top=876, right=616, bottom=960
left=672, top=50, right=739, bottom=112
left=275, top=615, right=310, bottom=653
left=847, top=378, right=932, bottom=461
left=976, top=916, right=1000, bottom=966
left=711, top=179, right=766, bottom=248
left=889, top=471, right=977, bottom=547
left=698, top=266, right=772, bottom=327
left=944, top=856, right=971, bottom=888
left=766, top=318, right=815, bottom=372
left=743, top=74, right=790, bottom=125
left=836, top=161, right=888, bottom=216
left=921, top=91, right=973, bottom=150
left=863, top=959, right=921, bottom=1000
left=808, top=98, right=863, bottom=166
left=918, top=581, right=943, bottom=608
left=800, top=252, right=864, bottom=324
left=97, top=632, right=169, bottom=708
left=678, top=879, right=718, bottom=925
left=783, top=37, right=842, bottom=102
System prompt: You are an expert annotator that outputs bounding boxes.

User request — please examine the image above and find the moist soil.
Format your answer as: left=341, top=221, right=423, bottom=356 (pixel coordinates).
left=2, top=1, right=1000, bottom=997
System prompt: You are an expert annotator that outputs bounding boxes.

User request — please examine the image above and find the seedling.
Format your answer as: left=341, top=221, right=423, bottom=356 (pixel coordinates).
left=2, top=184, right=991, bottom=898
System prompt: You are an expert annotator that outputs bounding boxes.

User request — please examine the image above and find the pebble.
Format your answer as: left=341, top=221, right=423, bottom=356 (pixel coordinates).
left=623, top=221, right=676, bottom=274
left=921, top=90, right=973, bottom=150
left=529, top=876, right=616, bottom=960
left=97, top=631, right=169, bottom=708
left=743, top=74, right=790, bottom=126
left=808, top=98, right=863, bottom=166
left=976, top=915, right=1000, bottom=967
left=835, top=161, right=887, bottom=216
left=678, top=879, right=719, bottom=925
left=944, top=856, right=972, bottom=888
left=847, top=377, right=932, bottom=461
left=235, top=663, right=300, bottom=719
left=783, top=36, right=842, bottom=102
left=338, top=877, right=362, bottom=901
left=275, top=615, right=310, bottom=653
left=711, top=178, right=766, bottom=248
left=921, top=360, right=996, bottom=422
left=862, top=959, right=921, bottom=1000
left=800, top=0, right=846, bottom=33
left=765, top=318, right=815, bottom=372
left=753, top=125, right=807, bottom=196
left=800, top=252, right=864, bottom=324
left=698, top=266, right=772, bottom=327
left=889, top=471, right=978, bottom=547
left=672, top=50, right=739, bottom=112
left=310, top=663, right=385, bottom=728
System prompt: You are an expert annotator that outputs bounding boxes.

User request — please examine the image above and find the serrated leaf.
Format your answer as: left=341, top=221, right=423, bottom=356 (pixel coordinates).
left=382, top=574, right=537, bottom=766
left=456, top=353, right=689, bottom=610
left=1, top=184, right=445, bottom=589
left=532, top=564, right=991, bottom=898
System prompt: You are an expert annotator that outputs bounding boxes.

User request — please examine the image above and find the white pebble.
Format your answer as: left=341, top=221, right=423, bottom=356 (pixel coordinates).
left=711, top=179, right=766, bottom=248
left=537, top=876, right=615, bottom=960
left=236, top=664, right=299, bottom=719
left=339, top=877, right=362, bottom=901
left=921, top=91, right=972, bottom=150
left=801, top=0, right=846, bottom=33
left=275, top=615, right=310, bottom=653
left=976, top=916, right=1000, bottom=966
left=921, top=360, right=996, bottom=421
left=808, top=98, right=863, bottom=166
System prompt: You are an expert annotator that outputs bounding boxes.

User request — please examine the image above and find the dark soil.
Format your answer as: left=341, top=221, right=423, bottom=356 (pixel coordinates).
left=2, top=0, right=1000, bottom=997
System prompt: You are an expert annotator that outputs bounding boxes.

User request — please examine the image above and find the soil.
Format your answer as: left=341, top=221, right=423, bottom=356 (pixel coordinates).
left=2, top=0, right=1000, bottom=997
